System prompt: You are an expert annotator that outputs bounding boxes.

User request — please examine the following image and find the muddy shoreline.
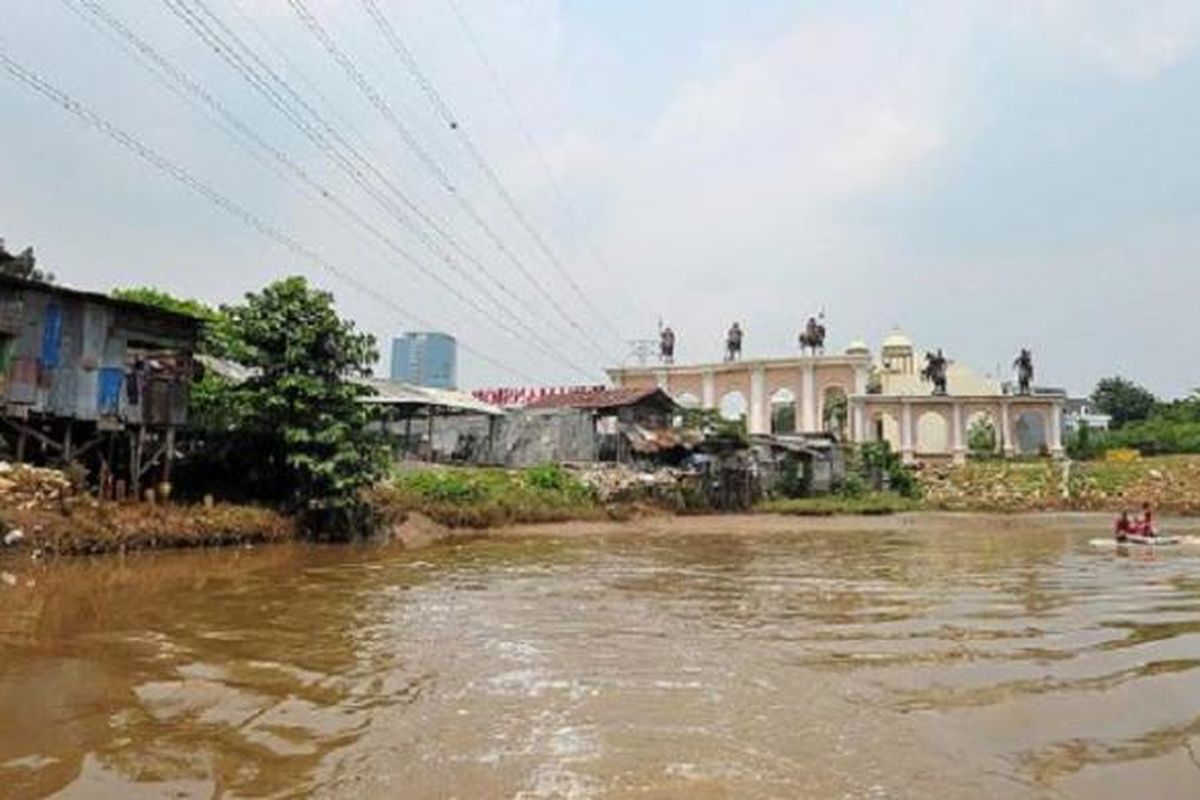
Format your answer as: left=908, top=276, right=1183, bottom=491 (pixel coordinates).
left=391, top=510, right=1200, bottom=549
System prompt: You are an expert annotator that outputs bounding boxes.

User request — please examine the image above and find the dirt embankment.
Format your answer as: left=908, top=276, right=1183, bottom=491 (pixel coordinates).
left=0, top=464, right=294, bottom=556
left=919, top=456, right=1200, bottom=515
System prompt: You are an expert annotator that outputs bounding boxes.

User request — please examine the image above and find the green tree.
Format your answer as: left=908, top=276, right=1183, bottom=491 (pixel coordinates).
left=1090, top=377, right=1158, bottom=429
left=111, top=286, right=238, bottom=431
left=115, top=279, right=387, bottom=534
left=224, top=277, right=385, bottom=531
left=967, top=417, right=996, bottom=455
left=0, top=239, right=54, bottom=283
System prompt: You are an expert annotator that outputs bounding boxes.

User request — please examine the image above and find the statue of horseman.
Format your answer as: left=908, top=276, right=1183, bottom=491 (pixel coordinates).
left=725, top=322, right=743, bottom=362
left=798, top=313, right=827, bottom=355
left=921, top=349, right=949, bottom=396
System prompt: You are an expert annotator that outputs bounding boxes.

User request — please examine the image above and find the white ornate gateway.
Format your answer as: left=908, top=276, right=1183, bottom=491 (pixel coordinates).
left=607, top=328, right=1064, bottom=464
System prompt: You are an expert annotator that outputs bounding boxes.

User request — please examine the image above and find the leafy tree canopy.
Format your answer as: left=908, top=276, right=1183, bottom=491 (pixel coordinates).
left=118, top=278, right=386, bottom=534
left=221, top=277, right=385, bottom=524
left=111, top=286, right=236, bottom=358
left=0, top=239, right=54, bottom=283
left=1090, top=377, right=1158, bottom=429
left=112, top=286, right=218, bottom=321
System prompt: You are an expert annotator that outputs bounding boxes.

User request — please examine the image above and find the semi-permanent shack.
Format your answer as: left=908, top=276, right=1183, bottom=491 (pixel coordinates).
left=0, top=275, right=201, bottom=492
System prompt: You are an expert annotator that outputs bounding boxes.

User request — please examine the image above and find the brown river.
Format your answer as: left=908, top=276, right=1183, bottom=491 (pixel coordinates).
left=3, top=519, right=1200, bottom=799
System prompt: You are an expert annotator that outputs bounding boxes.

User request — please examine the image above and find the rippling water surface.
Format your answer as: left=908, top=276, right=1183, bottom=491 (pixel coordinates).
left=3, top=524, right=1200, bottom=799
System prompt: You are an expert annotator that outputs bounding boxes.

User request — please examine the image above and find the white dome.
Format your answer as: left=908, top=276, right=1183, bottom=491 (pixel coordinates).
left=845, top=339, right=870, bottom=355
left=881, top=329, right=913, bottom=352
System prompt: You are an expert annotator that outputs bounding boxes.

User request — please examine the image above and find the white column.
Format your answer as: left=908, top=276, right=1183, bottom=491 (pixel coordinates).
left=800, top=362, right=817, bottom=433
left=854, top=364, right=869, bottom=396
left=654, top=369, right=668, bottom=390
left=1051, top=403, right=1064, bottom=457
left=1001, top=401, right=1015, bottom=457
left=749, top=367, right=767, bottom=435
left=852, top=400, right=866, bottom=444
left=701, top=370, right=716, bottom=410
left=901, top=402, right=915, bottom=463
left=952, top=402, right=966, bottom=464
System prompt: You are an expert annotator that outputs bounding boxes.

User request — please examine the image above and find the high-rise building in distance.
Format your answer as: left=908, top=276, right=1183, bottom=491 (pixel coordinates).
left=389, top=332, right=457, bottom=389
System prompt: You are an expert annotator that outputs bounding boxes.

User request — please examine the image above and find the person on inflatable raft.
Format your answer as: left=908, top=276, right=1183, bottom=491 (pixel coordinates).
left=1114, top=503, right=1156, bottom=542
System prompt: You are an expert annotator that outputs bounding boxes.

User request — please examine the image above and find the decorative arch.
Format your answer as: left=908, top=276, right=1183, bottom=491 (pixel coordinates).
left=872, top=410, right=901, bottom=451
left=1014, top=409, right=1048, bottom=455
left=822, top=386, right=849, bottom=439
left=719, top=391, right=747, bottom=422
left=966, top=408, right=999, bottom=455
left=916, top=410, right=950, bottom=454
left=770, top=388, right=796, bottom=434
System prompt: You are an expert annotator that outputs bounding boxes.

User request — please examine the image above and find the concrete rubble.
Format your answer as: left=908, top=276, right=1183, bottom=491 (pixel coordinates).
left=569, top=463, right=693, bottom=505
left=0, top=462, right=75, bottom=512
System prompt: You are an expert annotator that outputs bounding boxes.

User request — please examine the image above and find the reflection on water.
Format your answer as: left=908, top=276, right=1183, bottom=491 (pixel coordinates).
left=2, top=527, right=1200, bottom=798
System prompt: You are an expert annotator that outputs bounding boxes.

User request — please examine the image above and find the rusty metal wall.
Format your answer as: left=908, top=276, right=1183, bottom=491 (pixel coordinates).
left=0, top=283, right=195, bottom=428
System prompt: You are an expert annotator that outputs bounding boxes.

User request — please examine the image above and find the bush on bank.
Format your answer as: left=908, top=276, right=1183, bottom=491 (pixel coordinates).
left=365, top=465, right=605, bottom=529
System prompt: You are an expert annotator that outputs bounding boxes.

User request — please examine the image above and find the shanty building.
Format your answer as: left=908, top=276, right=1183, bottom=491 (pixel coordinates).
left=0, top=275, right=201, bottom=490
left=519, top=387, right=684, bottom=465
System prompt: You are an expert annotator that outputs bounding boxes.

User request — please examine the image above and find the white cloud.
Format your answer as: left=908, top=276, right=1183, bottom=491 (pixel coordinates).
left=1014, top=0, right=1200, bottom=79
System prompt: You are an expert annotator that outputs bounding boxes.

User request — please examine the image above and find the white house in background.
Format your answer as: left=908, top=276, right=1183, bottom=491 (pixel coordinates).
left=1062, top=398, right=1112, bottom=434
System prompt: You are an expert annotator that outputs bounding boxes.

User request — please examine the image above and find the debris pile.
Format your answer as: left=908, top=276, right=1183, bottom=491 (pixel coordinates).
left=571, top=464, right=693, bottom=507
left=1069, top=457, right=1200, bottom=515
left=918, top=461, right=1065, bottom=512
left=0, top=462, right=75, bottom=511
left=919, top=455, right=1200, bottom=515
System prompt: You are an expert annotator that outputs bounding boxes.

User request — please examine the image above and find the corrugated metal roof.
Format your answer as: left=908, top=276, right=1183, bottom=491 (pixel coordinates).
left=0, top=274, right=204, bottom=327
left=355, top=378, right=505, bottom=416
left=523, top=386, right=676, bottom=411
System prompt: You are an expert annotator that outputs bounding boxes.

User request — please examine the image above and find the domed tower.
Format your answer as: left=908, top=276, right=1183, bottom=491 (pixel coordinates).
left=845, top=338, right=870, bottom=358
left=880, top=328, right=915, bottom=375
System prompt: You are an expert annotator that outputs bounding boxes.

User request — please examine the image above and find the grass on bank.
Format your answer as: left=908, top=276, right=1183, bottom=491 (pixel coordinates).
left=366, top=464, right=605, bottom=529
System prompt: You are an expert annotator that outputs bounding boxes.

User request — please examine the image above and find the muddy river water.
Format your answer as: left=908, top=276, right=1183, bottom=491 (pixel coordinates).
left=3, top=522, right=1200, bottom=799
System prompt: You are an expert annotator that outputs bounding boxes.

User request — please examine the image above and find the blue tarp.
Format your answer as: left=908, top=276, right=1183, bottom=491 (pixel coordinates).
left=41, top=302, right=63, bottom=368
left=98, top=367, right=123, bottom=414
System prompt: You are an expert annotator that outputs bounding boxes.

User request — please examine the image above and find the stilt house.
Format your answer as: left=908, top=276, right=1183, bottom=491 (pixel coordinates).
left=0, top=275, right=201, bottom=489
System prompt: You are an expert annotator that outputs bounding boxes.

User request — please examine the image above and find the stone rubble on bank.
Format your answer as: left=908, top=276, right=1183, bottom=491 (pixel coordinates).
left=570, top=464, right=692, bottom=507
left=0, top=462, right=75, bottom=512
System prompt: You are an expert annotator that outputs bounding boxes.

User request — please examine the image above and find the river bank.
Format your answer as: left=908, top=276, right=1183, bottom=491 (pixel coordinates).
left=6, top=456, right=1200, bottom=558
left=390, top=509, right=1200, bottom=548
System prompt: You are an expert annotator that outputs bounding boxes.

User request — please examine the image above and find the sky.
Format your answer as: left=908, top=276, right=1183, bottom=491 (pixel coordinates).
left=1, top=0, right=1197, bottom=396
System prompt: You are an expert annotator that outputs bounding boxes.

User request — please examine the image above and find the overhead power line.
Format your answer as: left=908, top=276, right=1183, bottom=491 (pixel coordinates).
left=155, top=0, right=601, bottom=377
left=360, top=0, right=629, bottom=348
left=0, top=46, right=538, bottom=382
left=443, top=0, right=652, bottom=328
left=283, top=0, right=619, bottom=365
left=165, top=0, right=609, bottom=372
left=59, top=0, right=597, bottom=380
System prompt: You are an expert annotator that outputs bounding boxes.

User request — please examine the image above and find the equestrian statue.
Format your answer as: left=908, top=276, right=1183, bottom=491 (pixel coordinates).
left=798, top=315, right=827, bottom=356
left=921, top=349, right=949, bottom=396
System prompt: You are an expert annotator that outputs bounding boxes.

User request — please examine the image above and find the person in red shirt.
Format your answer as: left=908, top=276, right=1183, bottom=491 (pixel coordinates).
left=1135, top=502, right=1156, bottom=537
left=1114, top=509, right=1136, bottom=542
